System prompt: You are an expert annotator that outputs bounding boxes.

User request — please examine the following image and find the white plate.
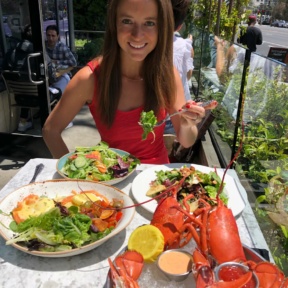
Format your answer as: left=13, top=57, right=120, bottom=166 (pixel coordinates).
left=56, top=148, right=137, bottom=185
left=131, top=164, right=245, bottom=217
left=0, top=180, right=135, bottom=257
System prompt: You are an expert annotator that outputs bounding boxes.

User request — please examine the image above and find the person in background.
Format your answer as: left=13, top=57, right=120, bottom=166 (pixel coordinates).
left=45, top=25, right=77, bottom=128
left=3, top=24, right=35, bottom=132
left=43, top=0, right=211, bottom=164
left=164, top=0, right=194, bottom=134
left=171, top=0, right=194, bottom=101
left=238, top=15, right=263, bottom=52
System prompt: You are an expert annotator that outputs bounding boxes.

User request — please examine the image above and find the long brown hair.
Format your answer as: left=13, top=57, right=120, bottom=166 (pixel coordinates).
left=97, top=0, right=175, bottom=127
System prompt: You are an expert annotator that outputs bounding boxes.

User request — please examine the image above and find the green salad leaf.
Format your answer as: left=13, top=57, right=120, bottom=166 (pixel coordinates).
left=139, top=111, right=157, bottom=141
left=7, top=207, right=93, bottom=248
left=6, top=205, right=115, bottom=251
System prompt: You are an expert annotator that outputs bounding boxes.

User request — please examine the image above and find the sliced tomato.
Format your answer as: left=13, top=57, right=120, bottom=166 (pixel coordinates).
left=85, top=151, right=101, bottom=160
left=107, top=220, right=117, bottom=228
left=68, top=154, right=77, bottom=160
left=115, top=211, right=123, bottom=221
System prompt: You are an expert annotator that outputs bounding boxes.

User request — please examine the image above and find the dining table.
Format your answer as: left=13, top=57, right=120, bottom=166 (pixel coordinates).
left=0, top=158, right=271, bottom=288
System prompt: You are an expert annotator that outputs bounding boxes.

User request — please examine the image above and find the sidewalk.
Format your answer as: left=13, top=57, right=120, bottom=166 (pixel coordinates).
left=0, top=105, right=101, bottom=190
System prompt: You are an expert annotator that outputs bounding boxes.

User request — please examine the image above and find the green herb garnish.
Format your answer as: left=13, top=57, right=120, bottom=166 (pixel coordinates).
left=139, top=111, right=157, bottom=141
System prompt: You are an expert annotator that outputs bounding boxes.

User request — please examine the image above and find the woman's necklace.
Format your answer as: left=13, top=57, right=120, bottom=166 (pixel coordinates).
left=122, top=75, right=143, bottom=81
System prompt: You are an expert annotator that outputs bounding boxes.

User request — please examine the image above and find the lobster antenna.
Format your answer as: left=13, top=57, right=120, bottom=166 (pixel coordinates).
left=217, top=91, right=246, bottom=199
left=76, top=176, right=188, bottom=211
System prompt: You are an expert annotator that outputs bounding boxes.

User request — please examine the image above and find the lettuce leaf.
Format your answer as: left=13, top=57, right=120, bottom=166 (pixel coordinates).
left=7, top=207, right=92, bottom=248
left=139, top=111, right=157, bottom=140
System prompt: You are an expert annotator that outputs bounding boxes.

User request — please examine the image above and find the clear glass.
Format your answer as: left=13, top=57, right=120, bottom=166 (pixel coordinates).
left=191, top=26, right=288, bottom=275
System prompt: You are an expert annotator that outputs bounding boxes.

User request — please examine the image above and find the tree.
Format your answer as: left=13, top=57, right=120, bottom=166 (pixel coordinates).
left=187, top=0, right=251, bottom=41
left=271, top=0, right=287, bottom=20
left=73, top=0, right=107, bottom=31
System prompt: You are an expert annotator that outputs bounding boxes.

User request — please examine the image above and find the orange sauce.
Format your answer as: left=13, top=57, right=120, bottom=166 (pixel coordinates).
left=158, top=251, right=192, bottom=274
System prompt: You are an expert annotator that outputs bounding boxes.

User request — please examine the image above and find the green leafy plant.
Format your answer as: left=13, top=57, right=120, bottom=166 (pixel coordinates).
left=187, top=0, right=250, bottom=41
left=76, top=38, right=104, bottom=66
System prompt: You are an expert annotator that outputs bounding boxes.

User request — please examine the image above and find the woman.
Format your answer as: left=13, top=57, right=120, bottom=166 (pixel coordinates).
left=43, top=0, right=206, bottom=164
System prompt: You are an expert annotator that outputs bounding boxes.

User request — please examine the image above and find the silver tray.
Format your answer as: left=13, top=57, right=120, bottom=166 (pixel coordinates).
left=103, top=244, right=268, bottom=287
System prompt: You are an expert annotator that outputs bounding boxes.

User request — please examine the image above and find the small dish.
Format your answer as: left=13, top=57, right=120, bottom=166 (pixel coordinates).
left=156, top=249, right=194, bottom=282
left=214, top=262, right=259, bottom=287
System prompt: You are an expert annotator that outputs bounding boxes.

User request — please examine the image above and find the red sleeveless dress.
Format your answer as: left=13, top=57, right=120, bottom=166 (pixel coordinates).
left=87, top=60, right=169, bottom=164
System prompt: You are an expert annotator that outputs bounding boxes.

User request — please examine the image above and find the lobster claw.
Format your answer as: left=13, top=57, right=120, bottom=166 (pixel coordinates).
left=115, top=250, right=144, bottom=281
left=108, top=250, right=144, bottom=288
left=250, top=262, right=286, bottom=288
left=193, top=249, right=215, bottom=287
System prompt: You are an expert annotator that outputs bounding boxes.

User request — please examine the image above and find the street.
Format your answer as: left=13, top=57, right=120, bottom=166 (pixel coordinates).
left=255, top=25, right=288, bottom=57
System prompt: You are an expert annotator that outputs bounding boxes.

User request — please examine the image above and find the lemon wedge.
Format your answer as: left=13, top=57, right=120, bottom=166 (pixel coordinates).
left=128, top=225, right=164, bottom=263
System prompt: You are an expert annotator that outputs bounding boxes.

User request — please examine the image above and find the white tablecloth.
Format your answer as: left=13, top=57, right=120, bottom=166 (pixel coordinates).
left=0, top=158, right=269, bottom=288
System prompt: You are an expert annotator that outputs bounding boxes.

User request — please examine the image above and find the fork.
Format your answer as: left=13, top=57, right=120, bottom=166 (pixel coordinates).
left=155, top=100, right=213, bottom=127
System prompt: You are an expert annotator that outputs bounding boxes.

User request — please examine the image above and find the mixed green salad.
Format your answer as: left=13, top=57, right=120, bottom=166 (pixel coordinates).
left=6, top=206, right=112, bottom=251
left=139, top=111, right=157, bottom=140
left=0, top=192, right=122, bottom=252
left=146, top=166, right=228, bottom=208
left=60, top=141, right=140, bottom=181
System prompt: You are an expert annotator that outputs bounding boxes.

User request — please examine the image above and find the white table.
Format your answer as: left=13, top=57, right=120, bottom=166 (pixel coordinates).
left=0, top=158, right=270, bottom=288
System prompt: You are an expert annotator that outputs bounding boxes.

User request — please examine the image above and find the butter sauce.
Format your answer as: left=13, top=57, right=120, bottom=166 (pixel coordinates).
left=158, top=251, right=192, bottom=274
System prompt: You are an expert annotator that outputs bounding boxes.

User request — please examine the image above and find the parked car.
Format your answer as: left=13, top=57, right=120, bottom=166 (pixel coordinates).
left=284, top=22, right=288, bottom=28
left=262, top=19, right=270, bottom=25
left=271, top=20, right=286, bottom=27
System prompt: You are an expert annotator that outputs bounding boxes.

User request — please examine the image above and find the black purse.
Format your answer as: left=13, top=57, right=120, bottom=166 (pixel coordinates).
left=170, top=110, right=216, bottom=163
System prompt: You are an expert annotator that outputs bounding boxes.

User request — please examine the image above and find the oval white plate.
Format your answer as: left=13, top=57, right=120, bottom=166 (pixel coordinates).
left=0, top=180, right=135, bottom=257
left=56, top=148, right=137, bottom=185
left=131, top=164, right=246, bottom=217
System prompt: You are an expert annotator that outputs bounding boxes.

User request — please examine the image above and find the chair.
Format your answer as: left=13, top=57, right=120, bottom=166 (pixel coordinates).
left=1, top=70, right=60, bottom=132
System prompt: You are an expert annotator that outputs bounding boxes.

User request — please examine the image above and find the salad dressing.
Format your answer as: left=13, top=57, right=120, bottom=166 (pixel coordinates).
left=158, top=251, right=192, bottom=274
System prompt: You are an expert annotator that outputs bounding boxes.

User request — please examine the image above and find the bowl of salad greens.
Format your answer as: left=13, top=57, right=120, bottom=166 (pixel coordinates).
left=0, top=179, right=135, bottom=257
left=56, top=141, right=140, bottom=185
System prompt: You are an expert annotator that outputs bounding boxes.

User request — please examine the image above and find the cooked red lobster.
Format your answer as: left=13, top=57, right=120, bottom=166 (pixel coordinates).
left=150, top=175, right=288, bottom=287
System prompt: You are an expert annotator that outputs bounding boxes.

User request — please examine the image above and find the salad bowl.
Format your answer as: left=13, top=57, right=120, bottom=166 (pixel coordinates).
left=56, top=144, right=139, bottom=185
left=0, top=179, right=135, bottom=257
